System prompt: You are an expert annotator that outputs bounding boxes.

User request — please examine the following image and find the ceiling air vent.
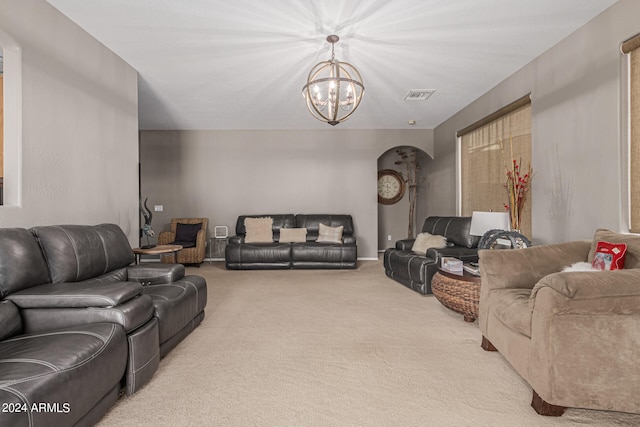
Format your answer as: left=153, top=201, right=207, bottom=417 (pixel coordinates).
left=404, top=89, right=435, bottom=101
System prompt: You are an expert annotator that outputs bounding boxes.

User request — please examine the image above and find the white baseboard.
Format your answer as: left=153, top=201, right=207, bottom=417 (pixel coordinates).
left=358, top=257, right=379, bottom=261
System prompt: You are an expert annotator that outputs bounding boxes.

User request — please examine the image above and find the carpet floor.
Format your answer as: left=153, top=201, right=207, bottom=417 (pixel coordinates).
left=98, top=260, right=640, bottom=426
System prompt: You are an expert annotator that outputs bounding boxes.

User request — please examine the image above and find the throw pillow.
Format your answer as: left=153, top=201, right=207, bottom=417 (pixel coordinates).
left=279, top=227, right=307, bottom=243
left=316, top=223, right=344, bottom=243
left=175, top=223, right=201, bottom=244
left=591, top=241, right=627, bottom=271
left=244, top=217, right=273, bottom=243
left=588, top=229, right=640, bottom=269
left=411, top=232, right=447, bottom=255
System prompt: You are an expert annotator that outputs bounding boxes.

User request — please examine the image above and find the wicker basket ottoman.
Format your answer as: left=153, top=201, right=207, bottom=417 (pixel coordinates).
left=431, top=268, right=481, bottom=322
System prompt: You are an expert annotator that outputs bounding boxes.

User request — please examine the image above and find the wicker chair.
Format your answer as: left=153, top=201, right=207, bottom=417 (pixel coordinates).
left=158, top=218, right=208, bottom=266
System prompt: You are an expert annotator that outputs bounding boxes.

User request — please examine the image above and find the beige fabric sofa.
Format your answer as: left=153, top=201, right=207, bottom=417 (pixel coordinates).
left=478, top=229, right=640, bottom=416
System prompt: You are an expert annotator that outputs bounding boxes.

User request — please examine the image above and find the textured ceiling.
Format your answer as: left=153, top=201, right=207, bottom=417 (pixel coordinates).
left=47, top=0, right=618, bottom=130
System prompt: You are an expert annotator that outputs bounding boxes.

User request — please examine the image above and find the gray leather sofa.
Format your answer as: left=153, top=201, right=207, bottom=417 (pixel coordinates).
left=383, top=216, right=480, bottom=295
left=0, top=224, right=207, bottom=426
left=225, top=214, right=357, bottom=269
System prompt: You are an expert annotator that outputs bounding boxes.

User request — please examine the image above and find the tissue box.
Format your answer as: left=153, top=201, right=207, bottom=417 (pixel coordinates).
left=441, top=257, right=463, bottom=274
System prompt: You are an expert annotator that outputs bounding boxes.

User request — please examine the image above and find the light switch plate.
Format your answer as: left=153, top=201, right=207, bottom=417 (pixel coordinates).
left=154, top=205, right=163, bottom=212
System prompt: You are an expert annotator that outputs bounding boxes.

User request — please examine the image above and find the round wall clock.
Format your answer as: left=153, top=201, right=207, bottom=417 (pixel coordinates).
left=377, top=169, right=405, bottom=205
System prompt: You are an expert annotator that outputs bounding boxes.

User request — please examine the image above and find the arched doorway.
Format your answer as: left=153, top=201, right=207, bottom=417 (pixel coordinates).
left=377, top=146, right=432, bottom=253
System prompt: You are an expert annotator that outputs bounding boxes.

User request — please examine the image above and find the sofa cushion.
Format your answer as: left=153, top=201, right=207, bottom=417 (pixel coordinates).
left=588, top=229, right=640, bottom=269
left=225, top=242, right=292, bottom=269
left=31, top=224, right=135, bottom=283
left=0, top=301, right=22, bottom=341
left=279, top=227, right=307, bottom=243
left=244, top=217, right=274, bottom=243
left=0, top=228, right=51, bottom=298
left=317, top=223, right=344, bottom=243
left=291, top=243, right=357, bottom=268
left=412, top=232, right=447, bottom=254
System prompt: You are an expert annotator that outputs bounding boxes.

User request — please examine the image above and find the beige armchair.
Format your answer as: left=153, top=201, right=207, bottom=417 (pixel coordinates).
left=479, top=229, right=640, bottom=416
left=158, top=218, right=208, bottom=266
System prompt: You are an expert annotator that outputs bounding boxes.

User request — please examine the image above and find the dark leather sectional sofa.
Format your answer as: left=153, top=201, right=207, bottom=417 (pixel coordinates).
left=0, top=224, right=207, bottom=426
left=383, top=216, right=480, bottom=295
left=225, top=214, right=357, bottom=269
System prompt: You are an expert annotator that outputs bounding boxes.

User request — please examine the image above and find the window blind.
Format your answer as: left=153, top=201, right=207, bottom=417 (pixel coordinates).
left=459, top=99, right=532, bottom=238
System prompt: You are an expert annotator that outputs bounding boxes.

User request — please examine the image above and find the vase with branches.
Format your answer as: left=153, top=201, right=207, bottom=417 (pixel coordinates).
left=395, top=147, right=421, bottom=238
left=501, top=135, right=532, bottom=232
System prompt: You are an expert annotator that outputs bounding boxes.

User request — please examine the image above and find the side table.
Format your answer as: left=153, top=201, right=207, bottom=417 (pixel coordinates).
left=133, top=244, right=183, bottom=264
left=431, top=268, right=481, bottom=322
left=208, top=237, right=228, bottom=263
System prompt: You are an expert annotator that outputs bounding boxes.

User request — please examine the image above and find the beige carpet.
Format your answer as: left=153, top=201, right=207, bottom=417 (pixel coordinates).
left=98, top=260, right=640, bottom=426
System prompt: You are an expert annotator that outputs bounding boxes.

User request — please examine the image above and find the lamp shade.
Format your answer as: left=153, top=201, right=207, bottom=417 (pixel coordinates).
left=469, top=211, right=511, bottom=236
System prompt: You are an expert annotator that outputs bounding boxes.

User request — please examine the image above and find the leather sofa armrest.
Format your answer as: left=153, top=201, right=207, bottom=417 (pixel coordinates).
left=6, top=281, right=143, bottom=308
left=157, top=230, right=175, bottom=245
left=127, top=264, right=185, bottom=285
left=396, top=239, right=415, bottom=250
left=530, top=269, right=640, bottom=314
left=228, top=235, right=244, bottom=244
left=343, top=236, right=356, bottom=245
left=426, top=246, right=478, bottom=264
left=479, top=240, right=591, bottom=291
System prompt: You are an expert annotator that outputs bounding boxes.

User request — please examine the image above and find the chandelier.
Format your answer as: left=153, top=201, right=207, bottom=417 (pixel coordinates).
left=302, top=35, right=365, bottom=126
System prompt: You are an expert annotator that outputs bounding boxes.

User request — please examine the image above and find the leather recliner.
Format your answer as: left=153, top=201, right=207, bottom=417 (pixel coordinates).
left=225, top=214, right=357, bottom=269
left=383, top=216, right=480, bottom=295
left=0, top=299, right=128, bottom=427
left=0, top=224, right=208, bottom=425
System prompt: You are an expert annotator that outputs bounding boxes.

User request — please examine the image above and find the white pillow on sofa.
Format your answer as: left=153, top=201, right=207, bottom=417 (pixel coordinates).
left=316, top=223, right=344, bottom=243
left=411, top=232, right=447, bottom=255
left=244, top=217, right=273, bottom=243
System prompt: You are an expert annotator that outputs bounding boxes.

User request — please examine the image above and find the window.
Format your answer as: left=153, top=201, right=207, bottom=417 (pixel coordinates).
left=458, top=95, right=532, bottom=237
left=0, top=29, right=23, bottom=208
left=624, top=33, right=640, bottom=232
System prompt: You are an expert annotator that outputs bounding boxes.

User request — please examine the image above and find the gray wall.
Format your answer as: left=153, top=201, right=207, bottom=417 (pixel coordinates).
left=430, top=0, right=640, bottom=245
left=139, top=129, right=433, bottom=259
left=0, top=0, right=139, bottom=243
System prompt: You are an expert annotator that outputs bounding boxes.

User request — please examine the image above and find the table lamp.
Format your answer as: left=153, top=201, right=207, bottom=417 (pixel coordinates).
left=470, top=211, right=511, bottom=236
